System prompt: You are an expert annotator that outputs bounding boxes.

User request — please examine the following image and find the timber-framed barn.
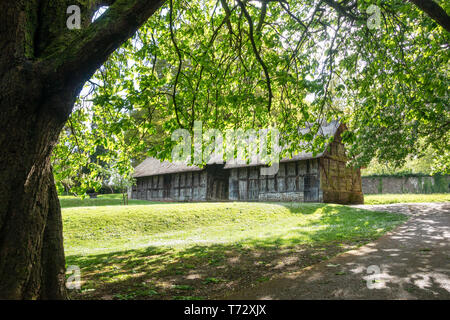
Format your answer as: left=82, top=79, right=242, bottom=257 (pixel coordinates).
left=130, top=121, right=363, bottom=204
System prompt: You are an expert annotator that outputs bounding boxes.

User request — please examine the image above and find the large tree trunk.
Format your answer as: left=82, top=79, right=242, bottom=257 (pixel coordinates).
left=0, top=0, right=165, bottom=299
left=0, top=66, right=71, bottom=299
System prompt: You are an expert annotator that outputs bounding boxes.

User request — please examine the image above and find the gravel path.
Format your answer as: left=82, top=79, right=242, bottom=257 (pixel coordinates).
left=224, top=202, right=450, bottom=300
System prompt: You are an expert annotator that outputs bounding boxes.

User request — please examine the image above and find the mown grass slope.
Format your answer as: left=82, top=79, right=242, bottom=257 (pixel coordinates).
left=59, top=194, right=151, bottom=208
left=61, top=198, right=408, bottom=299
left=63, top=202, right=406, bottom=256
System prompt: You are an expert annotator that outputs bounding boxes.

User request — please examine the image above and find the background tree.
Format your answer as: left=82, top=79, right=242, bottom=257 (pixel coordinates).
left=363, top=143, right=446, bottom=176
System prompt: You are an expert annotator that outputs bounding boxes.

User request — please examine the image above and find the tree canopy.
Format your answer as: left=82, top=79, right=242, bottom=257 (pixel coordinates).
left=53, top=0, right=450, bottom=194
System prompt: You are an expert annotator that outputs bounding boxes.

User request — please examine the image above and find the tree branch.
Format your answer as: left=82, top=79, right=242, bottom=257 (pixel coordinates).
left=321, top=0, right=360, bottom=22
left=237, top=0, right=273, bottom=112
left=408, top=0, right=450, bottom=32
left=42, top=0, right=166, bottom=92
left=168, top=0, right=185, bottom=129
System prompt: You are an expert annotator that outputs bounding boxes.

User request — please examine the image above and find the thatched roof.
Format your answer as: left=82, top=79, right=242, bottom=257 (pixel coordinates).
left=133, top=120, right=341, bottom=177
left=133, top=158, right=203, bottom=178
left=223, top=120, right=341, bottom=169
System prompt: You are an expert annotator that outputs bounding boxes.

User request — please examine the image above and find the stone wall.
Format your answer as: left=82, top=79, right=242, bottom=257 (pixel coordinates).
left=362, top=175, right=450, bottom=194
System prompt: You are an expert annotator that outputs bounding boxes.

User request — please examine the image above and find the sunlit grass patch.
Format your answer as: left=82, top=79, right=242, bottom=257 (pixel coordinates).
left=364, top=193, right=450, bottom=205
left=59, top=193, right=153, bottom=208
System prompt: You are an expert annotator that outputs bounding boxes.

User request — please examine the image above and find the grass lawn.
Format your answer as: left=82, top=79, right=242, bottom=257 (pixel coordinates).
left=59, top=194, right=152, bottom=208
left=364, top=193, right=450, bottom=205
left=62, top=196, right=407, bottom=300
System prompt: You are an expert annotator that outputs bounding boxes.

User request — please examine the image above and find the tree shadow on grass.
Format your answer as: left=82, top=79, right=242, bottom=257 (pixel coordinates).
left=65, top=204, right=407, bottom=300
left=225, top=203, right=450, bottom=299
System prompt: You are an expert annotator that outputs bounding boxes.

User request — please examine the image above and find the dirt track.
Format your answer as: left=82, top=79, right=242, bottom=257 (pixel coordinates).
left=224, top=203, right=450, bottom=300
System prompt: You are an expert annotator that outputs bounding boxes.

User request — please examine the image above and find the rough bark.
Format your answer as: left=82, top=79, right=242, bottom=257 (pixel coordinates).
left=408, top=0, right=450, bottom=32
left=0, top=0, right=165, bottom=299
left=322, top=0, right=450, bottom=32
left=0, top=62, right=70, bottom=299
